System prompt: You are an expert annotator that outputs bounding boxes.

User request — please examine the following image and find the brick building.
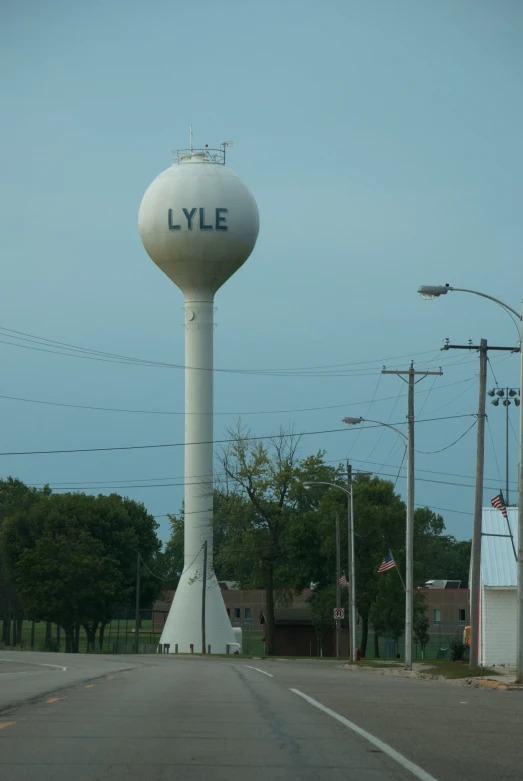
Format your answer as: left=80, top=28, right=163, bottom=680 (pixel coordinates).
left=152, top=585, right=469, bottom=654
left=152, top=587, right=314, bottom=631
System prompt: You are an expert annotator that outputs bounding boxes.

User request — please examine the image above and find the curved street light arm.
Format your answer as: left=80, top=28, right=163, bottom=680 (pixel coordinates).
left=363, top=419, right=407, bottom=441
left=449, top=287, right=521, bottom=322
left=303, top=481, right=350, bottom=496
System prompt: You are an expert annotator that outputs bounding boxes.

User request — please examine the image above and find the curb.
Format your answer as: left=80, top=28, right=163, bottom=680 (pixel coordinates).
left=344, top=663, right=522, bottom=689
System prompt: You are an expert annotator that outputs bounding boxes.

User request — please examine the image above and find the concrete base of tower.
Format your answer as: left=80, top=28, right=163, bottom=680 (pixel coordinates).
left=159, top=567, right=237, bottom=654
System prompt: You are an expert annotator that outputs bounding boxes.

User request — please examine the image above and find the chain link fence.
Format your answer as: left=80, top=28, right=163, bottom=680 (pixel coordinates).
left=1, top=614, right=464, bottom=659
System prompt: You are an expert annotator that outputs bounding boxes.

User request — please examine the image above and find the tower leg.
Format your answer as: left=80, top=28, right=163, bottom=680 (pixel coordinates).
left=159, top=297, right=236, bottom=653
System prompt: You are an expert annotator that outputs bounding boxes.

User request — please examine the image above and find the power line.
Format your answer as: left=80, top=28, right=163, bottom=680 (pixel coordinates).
left=27, top=447, right=514, bottom=489
left=416, top=419, right=477, bottom=455
left=325, top=454, right=518, bottom=487
left=42, top=462, right=498, bottom=494
left=0, top=414, right=475, bottom=457
left=0, top=325, right=449, bottom=376
left=0, top=375, right=480, bottom=418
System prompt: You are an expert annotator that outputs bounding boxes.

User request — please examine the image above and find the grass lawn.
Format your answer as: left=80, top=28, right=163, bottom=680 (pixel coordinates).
left=421, top=660, right=499, bottom=678
left=349, top=660, right=402, bottom=668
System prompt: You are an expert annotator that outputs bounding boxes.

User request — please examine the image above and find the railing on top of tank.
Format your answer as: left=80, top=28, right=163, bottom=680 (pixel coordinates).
left=171, top=147, right=226, bottom=165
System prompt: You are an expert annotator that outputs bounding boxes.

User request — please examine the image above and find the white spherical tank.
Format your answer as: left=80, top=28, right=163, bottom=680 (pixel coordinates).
left=138, top=152, right=259, bottom=300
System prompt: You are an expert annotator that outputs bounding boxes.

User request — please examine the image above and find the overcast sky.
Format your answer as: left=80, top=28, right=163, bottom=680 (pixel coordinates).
left=1, top=0, right=522, bottom=547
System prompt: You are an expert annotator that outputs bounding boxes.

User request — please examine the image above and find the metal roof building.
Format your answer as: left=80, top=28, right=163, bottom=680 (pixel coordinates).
left=479, top=507, right=518, bottom=667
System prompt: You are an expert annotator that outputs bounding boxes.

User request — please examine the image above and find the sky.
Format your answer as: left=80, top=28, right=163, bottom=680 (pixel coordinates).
left=0, top=0, right=522, bottom=549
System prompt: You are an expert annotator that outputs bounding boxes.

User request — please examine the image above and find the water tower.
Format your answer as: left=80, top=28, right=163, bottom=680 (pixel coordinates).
left=138, top=137, right=259, bottom=653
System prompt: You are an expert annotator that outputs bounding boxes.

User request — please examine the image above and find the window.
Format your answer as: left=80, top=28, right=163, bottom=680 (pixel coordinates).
left=433, top=608, right=441, bottom=622
left=234, top=608, right=240, bottom=619
left=244, top=608, right=251, bottom=620
left=458, top=608, right=466, bottom=622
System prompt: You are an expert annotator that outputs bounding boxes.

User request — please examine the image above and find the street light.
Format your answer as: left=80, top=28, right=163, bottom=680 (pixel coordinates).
left=489, top=387, right=520, bottom=504
left=343, top=416, right=415, bottom=671
left=303, top=480, right=353, bottom=660
left=418, top=283, right=523, bottom=681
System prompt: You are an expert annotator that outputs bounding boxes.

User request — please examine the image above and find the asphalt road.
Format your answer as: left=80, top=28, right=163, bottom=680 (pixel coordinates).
left=1, top=651, right=522, bottom=781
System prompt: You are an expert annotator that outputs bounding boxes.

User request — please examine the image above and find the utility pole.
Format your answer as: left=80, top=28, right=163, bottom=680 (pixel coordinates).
left=335, top=512, right=341, bottom=658
left=382, top=362, right=442, bottom=670
left=135, top=551, right=140, bottom=654
left=443, top=340, right=516, bottom=667
left=518, top=298, right=523, bottom=684
left=471, top=339, right=487, bottom=669
left=346, top=464, right=352, bottom=662
left=202, top=540, right=208, bottom=654
left=347, top=463, right=357, bottom=662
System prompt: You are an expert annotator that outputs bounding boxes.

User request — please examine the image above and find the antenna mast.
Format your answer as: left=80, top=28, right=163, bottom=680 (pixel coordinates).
left=190, top=124, right=193, bottom=153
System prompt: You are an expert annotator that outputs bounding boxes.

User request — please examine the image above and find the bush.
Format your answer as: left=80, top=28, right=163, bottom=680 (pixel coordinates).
left=449, top=633, right=467, bottom=662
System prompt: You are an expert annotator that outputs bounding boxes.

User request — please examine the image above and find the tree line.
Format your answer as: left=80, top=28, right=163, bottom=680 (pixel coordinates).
left=1, top=426, right=470, bottom=656
left=0, top=478, right=161, bottom=651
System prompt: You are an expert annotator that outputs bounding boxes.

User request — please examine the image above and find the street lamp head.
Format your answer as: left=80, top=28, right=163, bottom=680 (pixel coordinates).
left=302, top=483, right=313, bottom=490
left=342, top=417, right=363, bottom=426
left=515, top=398, right=521, bottom=407
left=497, top=389, right=505, bottom=397
left=509, top=388, right=518, bottom=397
left=488, top=389, right=496, bottom=397
left=418, top=284, right=451, bottom=300
left=491, top=398, right=500, bottom=406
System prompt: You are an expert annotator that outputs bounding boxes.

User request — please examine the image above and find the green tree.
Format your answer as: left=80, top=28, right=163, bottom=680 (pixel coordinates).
left=413, top=507, right=471, bottom=586
left=0, top=477, right=50, bottom=645
left=15, top=530, right=122, bottom=652
left=370, top=569, right=405, bottom=654
left=307, top=586, right=337, bottom=655
left=350, top=476, right=406, bottom=656
left=413, top=591, right=430, bottom=658
left=0, top=491, right=161, bottom=651
left=216, top=425, right=340, bottom=654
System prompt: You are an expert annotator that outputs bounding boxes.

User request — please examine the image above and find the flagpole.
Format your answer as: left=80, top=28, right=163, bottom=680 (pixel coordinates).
left=389, top=550, right=406, bottom=591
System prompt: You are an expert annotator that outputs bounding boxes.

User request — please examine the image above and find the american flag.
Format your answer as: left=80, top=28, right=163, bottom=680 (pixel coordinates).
left=339, top=574, right=347, bottom=587
left=377, top=551, right=396, bottom=573
left=491, top=492, right=508, bottom=521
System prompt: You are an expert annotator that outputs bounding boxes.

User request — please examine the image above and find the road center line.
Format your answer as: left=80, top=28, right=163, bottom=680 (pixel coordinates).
left=290, top=689, right=439, bottom=781
left=244, top=665, right=274, bottom=678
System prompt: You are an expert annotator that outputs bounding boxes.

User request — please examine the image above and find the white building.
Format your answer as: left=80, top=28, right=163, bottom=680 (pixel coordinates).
left=479, top=507, right=518, bottom=667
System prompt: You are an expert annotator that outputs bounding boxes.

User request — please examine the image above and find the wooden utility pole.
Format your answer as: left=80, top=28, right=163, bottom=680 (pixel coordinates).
left=442, top=339, right=515, bottom=667
left=346, top=463, right=354, bottom=662
left=382, top=362, right=442, bottom=670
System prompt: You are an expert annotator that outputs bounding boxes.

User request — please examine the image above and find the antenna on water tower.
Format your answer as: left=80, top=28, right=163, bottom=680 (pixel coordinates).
left=221, top=139, right=233, bottom=163
left=189, top=124, right=193, bottom=153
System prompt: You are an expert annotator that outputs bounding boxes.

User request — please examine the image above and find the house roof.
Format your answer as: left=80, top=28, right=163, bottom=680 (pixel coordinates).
left=481, top=507, right=518, bottom=587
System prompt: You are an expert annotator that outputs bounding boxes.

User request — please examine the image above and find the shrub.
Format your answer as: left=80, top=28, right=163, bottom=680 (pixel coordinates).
left=449, top=633, right=467, bottom=662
